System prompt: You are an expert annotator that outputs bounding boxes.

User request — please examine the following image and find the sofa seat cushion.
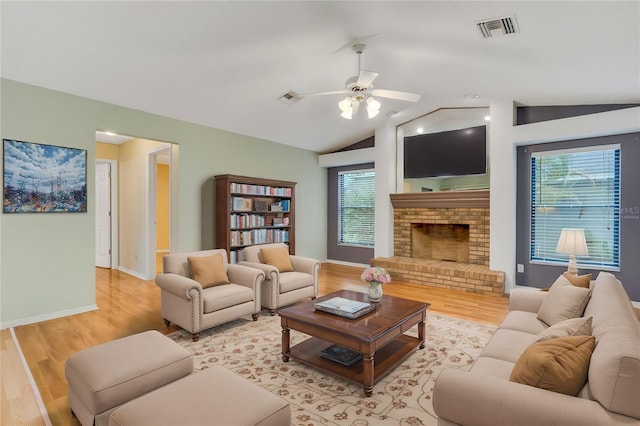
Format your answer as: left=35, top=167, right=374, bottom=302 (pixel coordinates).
left=500, top=311, right=548, bottom=335
left=279, top=271, right=313, bottom=293
left=65, top=331, right=193, bottom=420
left=471, top=357, right=515, bottom=381
left=109, top=366, right=291, bottom=426
left=480, top=329, right=538, bottom=363
left=202, top=284, right=254, bottom=313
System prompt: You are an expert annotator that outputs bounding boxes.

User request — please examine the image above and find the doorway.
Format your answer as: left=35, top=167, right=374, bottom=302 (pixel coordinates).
left=147, top=145, right=173, bottom=279
left=95, top=159, right=118, bottom=268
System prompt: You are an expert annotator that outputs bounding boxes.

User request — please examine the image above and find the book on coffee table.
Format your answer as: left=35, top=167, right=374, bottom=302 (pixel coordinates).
left=320, top=344, right=363, bottom=366
left=313, top=296, right=375, bottom=319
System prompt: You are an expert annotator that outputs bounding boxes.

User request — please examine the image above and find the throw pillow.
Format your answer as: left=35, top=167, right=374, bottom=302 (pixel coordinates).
left=187, top=254, right=230, bottom=288
left=510, top=335, right=595, bottom=396
left=536, top=316, right=593, bottom=342
left=260, top=247, right=294, bottom=272
left=537, top=275, right=591, bottom=326
left=562, top=272, right=592, bottom=289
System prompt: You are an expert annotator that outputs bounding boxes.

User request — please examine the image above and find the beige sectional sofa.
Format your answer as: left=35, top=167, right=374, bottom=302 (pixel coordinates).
left=434, top=271, right=640, bottom=426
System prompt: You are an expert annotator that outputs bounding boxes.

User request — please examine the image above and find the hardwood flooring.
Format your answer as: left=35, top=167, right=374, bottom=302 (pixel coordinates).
left=3, top=262, right=510, bottom=426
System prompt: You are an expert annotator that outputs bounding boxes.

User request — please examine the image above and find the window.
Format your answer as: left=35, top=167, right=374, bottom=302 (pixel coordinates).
left=530, top=145, right=620, bottom=269
left=338, top=170, right=375, bottom=247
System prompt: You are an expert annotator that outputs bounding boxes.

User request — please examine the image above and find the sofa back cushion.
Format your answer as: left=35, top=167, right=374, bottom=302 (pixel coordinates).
left=584, top=272, right=640, bottom=419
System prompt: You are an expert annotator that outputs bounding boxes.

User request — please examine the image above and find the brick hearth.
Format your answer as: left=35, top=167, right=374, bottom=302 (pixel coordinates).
left=371, top=191, right=505, bottom=295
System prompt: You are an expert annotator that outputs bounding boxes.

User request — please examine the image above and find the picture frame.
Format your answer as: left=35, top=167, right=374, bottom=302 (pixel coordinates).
left=254, top=200, right=268, bottom=211
left=3, top=139, right=87, bottom=213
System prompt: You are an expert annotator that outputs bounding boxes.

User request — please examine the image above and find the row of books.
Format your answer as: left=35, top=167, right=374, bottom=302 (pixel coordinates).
left=230, top=183, right=292, bottom=197
left=230, top=229, right=289, bottom=247
left=230, top=214, right=266, bottom=229
left=229, top=249, right=245, bottom=264
left=271, top=200, right=290, bottom=212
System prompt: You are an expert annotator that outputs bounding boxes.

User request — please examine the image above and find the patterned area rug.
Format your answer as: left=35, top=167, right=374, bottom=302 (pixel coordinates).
left=167, top=311, right=496, bottom=426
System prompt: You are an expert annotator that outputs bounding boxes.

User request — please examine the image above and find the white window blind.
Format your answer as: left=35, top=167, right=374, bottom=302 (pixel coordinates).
left=530, top=145, right=620, bottom=269
left=338, top=170, right=375, bottom=247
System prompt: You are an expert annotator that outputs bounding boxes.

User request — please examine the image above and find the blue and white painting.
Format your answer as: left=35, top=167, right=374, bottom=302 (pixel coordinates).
left=3, top=139, right=87, bottom=213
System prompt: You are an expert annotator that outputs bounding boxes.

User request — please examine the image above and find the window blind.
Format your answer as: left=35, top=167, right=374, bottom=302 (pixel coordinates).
left=338, top=170, right=375, bottom=247
left=530, top=145, right=620, bottom=269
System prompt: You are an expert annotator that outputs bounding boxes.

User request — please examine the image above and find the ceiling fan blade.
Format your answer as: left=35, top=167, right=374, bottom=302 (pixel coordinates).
left=299, top=89, right=347, bottom=97
left=357, top=70, right=378, bottom=88
left=371, top=89, right=421, bottom=102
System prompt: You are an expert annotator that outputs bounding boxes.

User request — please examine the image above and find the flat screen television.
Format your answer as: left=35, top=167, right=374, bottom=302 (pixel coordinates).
left=403, top=125, right=487, bottom=178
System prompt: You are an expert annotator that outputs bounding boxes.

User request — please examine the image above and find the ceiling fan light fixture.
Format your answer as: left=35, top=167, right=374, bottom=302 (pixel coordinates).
left=340, top=110, right=353, bottom=119
left=366, top=96, right=381, bottom=118
left=338, top=96, right=353, bottom=113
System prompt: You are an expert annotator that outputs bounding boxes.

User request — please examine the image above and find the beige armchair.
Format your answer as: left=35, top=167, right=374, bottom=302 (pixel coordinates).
left=239, top=243, right=320, bottom=315
left=155, top=249, right=264, bottom=342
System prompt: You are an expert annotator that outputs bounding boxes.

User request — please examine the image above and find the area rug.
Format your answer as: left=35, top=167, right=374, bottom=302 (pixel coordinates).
left=167, top=311, right=496, bottom=426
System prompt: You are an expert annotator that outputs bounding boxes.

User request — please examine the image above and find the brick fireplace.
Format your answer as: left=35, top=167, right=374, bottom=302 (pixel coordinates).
left=371, top=190, right=505, bottom=295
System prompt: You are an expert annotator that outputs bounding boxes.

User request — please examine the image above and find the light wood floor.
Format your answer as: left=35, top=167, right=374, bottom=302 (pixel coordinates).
left=2, top=262, right=510, bottom=426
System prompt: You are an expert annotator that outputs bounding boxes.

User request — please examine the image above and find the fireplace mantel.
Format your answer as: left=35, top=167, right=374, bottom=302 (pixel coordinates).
left=390, top=190, right=490, bottom=208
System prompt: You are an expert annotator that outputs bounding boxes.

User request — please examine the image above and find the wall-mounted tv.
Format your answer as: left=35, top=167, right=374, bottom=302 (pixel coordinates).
left=403, top=125, right=487, bottom=178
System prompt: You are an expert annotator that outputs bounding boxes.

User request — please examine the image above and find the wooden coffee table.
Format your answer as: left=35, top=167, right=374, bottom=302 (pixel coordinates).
left=278, top=289, right=430, bottom=397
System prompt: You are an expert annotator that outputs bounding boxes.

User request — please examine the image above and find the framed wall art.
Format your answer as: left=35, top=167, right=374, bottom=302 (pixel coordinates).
left=3, top=139, right=87, bottom=213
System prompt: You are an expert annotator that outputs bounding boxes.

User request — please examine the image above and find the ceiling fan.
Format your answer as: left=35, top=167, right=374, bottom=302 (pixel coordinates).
left=297, top=43, right=422, bottom=119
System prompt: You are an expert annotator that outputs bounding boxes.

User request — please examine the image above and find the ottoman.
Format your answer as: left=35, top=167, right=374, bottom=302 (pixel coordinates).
left=109, top=366, right=291, bottom=426
left=65, top=330, right=193, bottom=426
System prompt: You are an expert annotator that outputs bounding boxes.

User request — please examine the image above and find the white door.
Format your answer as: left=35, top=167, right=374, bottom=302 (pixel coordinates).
left=96, top=162, right=111, bottom=268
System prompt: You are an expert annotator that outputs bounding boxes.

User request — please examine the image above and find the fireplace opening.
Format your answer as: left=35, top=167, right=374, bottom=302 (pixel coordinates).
left=411, top=223, right=470, bottom=262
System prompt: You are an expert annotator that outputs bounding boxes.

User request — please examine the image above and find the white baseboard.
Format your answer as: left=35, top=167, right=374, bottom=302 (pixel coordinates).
left=324, top=259, right=370, bottom=268
left=118, top=266, right=153, bottom=281
left=10, top=328, right=53, bottom=425
left=0, top=304, right=98, bottom=329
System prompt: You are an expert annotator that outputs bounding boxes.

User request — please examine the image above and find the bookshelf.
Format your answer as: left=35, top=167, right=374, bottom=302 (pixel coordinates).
left=215, top=174, right=296, bottom=263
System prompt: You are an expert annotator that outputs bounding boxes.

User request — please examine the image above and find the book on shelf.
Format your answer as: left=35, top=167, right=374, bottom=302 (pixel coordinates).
left=320, top=344, right=362, bottom=366
left=313, top=297, right=375, bottom=319
left=231, top=197, right=252, bottom=211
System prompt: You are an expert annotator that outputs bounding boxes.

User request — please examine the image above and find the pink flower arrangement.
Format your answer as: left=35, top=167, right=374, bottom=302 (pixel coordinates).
left=360, top=266, right=391, bottom=285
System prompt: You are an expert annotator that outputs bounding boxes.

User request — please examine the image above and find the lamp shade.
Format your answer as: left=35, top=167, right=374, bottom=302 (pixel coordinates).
left=556, top=228, right=589, bottom=256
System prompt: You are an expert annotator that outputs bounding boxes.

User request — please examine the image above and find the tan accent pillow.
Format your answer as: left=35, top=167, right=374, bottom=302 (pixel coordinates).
left=510, top=335, right=595, bottom=395
left=187, top=254, right=229, bottom=288
left=537, top=275, right=591, bottom=326
left=260, top=247, right=293, bottom=272
left=562, top=272, right=592, bottom=288
left=536, top=316, right=593, bottom=342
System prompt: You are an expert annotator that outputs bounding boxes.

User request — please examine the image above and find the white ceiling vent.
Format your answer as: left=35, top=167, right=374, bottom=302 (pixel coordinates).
left=477, top=16, right=519, bottom=38
left=278, top=91, right=300, bottom=105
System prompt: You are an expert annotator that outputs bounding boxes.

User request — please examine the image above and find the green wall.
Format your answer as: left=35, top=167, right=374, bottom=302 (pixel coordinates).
left=0, top=78, right=327, bottom=326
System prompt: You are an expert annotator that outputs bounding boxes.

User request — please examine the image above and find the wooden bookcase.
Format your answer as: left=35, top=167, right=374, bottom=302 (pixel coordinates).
left=215, top=174, right=296, bottom=263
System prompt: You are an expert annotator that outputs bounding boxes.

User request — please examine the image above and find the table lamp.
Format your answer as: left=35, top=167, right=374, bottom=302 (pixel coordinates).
left=555, top=228, right=589, bottom=275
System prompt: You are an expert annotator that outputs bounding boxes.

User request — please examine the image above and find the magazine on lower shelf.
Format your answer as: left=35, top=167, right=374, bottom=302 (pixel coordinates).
left=320, top=344, right=362, bottom=366
left=313, top=297, right=375, bottom=319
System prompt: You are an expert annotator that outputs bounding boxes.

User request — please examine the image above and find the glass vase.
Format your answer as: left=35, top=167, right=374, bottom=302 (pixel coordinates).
left=367, top=282, right=383, bottom=302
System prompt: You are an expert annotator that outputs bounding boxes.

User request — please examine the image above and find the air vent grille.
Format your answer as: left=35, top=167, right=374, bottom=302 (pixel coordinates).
left=477, top=16, right=519, bottom=38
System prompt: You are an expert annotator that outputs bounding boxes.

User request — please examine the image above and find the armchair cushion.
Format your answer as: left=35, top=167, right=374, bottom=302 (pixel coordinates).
left=187, top=254, right=230, bottom=288
left=202, top=284, right=255, bottom=313
left=260, top=247, right=293, bottom=272
left=279, top=272, right=314, bottom=293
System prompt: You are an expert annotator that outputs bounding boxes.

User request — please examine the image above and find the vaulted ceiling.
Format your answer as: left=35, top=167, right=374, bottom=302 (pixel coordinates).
left=2, top=1, right=638, bottom=153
